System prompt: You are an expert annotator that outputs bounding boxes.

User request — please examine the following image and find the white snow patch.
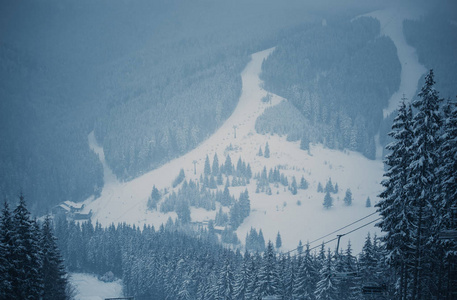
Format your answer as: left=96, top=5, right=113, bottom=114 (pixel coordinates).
left=363, top=5, right=427, bottom=117
left=70, top=273, right=123, bottom=300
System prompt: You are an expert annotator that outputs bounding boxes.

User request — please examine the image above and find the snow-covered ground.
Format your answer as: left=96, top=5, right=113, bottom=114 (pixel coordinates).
left=70, top=273, right=123, bottom=300
left=83, top=47, right=385, bottom=254
left=363, top=4, right=426, bottom=117
left=83, top=5, right=428, bottom=254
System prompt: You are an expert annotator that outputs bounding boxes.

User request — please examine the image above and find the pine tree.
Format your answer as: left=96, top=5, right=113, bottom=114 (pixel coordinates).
left=11, top=194, right=43, bottom=299
left=225, top=155, right=233, bottom=175
left=365, top=197, right=371, bottom=208
left=325, top=178, right=334, bottom=194
left=275, top=232, right=282, bottom=249
left=212, top=153, right=220, bottom=176
left=406, top=70, right=442, bottom=299
left=315, top=249, right=337, bottom=300
left=264, top=142, right=270, bottom=158
left=317, top=182, right=324, bottom=193
left=41, top=216, right=68, bottom=300
left=255, top=241, right=279, bottom=297
left=290, top=176, right=298, bottom=195
left=377, top=100, right=415, bottom=299
left=293, top=243, right=317, bottom=300
left=299, top=176, right=308, bottom=190
left=343, top=189, right=352, bottom=206
left=204, top=154, right=211, bottom=176
left=148, top=185, right=161, bottom=210
left=217, top=257, right=235, bottom=300
left=239, top=189, right=250, bottom=220
left=323, top=191, right=333, bottom=209
left=234, top=251, right=251, bottom=300
left=258, top=146, right=263, bottom=157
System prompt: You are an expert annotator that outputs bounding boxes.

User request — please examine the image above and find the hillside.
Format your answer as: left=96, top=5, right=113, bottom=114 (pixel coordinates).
left=82, top=48, right=383, bottom=254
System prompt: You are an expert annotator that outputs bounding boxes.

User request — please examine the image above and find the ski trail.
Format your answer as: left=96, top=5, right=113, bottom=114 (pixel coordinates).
left=84, top=48, right=281, bottom=226
left=85, top=46, right=384, bottom=253
left=364, top=6, right=426, bottom=117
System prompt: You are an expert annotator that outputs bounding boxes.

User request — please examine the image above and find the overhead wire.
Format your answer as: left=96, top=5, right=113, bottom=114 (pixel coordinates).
left=284, top=211, right=380, bottom=255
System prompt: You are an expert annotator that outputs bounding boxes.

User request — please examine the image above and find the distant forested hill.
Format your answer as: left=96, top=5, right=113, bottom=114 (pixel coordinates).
left=259, top=16, right=401, bottom=158
left=1, top=0, right=382, bottom=213
left=403, top=15, right=457, bottom=99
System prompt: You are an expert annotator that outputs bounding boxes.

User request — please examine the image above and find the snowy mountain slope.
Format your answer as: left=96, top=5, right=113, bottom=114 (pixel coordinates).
left=362, top=5, right=426, bottom=117
left=83, top=5, right=429, bottom=253
left=83, top=47, right=385, bottom=254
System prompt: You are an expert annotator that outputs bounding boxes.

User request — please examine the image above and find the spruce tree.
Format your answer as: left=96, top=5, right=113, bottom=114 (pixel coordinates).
left=264, top=142, right=270, bottom=158
left=376, top=100, right=416, bottom=298
left=323, top=191, right=333, bottom=209
left=315, top=249, right=337, bottom=300
left=343, top=189, right=352, bottom=206
left=255, top=241, right=279, bottom=297
left=365, top=197, right=371, bottom=208
left=275, top=232, right=282, bottom=249
left=407, top=70, right=442, bottom=299
left=300, top=176, right=309, bottom=190
left=11, top=194, right=43, bottom=299
left=234, top=251, right=251, bottom=300
left=225, top=155, right=233, bottom=175
left=212, top=153, right=220, bottom=176
left=41, top=216, right=68, bottom=300
left=291, top=176, right=298, bottom=195
left=204, top=154, right=211, bottom=176
left=217, top=257, right=235, bottom=300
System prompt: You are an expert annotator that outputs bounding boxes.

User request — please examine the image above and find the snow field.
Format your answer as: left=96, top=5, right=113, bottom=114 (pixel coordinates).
left=70, top=273, right=123, bottom=300
left=84, top=46, right=385, bottom=254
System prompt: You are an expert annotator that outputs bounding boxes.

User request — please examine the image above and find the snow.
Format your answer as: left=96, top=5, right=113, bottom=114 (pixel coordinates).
left=82, top=46, right=387, bottom=254
left=70, top=273, right=123, bottom=300
left=362, top=4, right=426, bottom=118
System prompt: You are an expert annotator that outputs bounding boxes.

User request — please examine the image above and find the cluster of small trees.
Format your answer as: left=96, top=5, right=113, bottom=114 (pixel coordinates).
left=377, top=70, right=457, bottom=298
left=0, top=196, right=68, bottom=299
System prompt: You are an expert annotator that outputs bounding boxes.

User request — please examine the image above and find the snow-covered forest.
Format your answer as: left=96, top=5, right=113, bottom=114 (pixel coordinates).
left=1, top=0, right=457, bottom=299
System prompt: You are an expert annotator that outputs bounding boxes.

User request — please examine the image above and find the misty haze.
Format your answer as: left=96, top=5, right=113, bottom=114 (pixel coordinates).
left=1, top=0, right=456, bottom=299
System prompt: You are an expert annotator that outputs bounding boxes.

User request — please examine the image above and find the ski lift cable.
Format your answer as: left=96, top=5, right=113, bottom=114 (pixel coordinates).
left=284, top=211, right=379, bottom=255
left=306, top=217, right=382, bottom=253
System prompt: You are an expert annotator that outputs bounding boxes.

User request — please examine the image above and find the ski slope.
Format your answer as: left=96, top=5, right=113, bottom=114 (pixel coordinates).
left=363, top=5, right=426, bottom=118
left=83, top=47, right=387, bottom=254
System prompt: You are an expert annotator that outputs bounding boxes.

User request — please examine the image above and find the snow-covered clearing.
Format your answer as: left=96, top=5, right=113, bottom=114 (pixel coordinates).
left=84, top=47, right=386, bottom=254
left=363, top=4, right=426, bottom=118
left=70, top=273, right=123, bottom=300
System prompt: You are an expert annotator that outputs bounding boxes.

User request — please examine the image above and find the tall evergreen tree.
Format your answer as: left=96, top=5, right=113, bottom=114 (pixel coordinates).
left=407, top=70, right=443, bottom=299
left=343, top=189, right=352, bottom=206
left=204, top=155, right=212, bottom=176
left=212, top=153, right=220, bottom=176
left=377, top=103, right=415, bottom=300
left=275, top=232, right=282, bottom=249
left=11, top=194, right=43, bottom=299
left=315, top=249, right=337, bottom=300
left=323, top=191, right=333, bottom=209
left=41, top=216, right=68, bottom=300
left=255, top=241, right=280, bottom=297
left=217, top=257, right=235, bottom=300
left=264, top=142, right=270, bottom=158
